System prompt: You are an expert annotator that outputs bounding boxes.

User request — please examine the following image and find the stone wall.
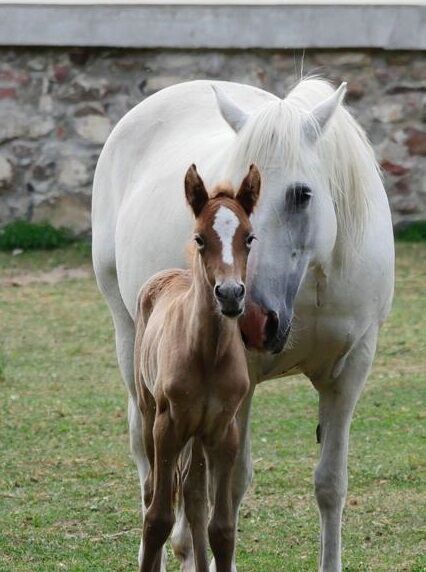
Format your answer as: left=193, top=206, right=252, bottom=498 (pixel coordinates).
left=0, top=47, right=425, bottom=234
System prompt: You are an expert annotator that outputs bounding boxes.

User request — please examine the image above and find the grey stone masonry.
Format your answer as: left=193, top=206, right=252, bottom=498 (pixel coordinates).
left=0, top=48, right=425, bottom=233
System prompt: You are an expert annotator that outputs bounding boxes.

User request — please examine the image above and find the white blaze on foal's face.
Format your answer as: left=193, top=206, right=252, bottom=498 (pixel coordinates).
left=213, top=206, right=240, bottom=266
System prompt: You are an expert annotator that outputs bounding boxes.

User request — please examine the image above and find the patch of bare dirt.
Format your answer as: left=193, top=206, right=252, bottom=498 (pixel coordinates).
left=0, top=265, right=92, bottom=287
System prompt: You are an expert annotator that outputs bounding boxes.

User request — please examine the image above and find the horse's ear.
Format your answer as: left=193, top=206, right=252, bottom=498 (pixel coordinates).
left=236, top=165, right=261, bottom=216
left=185, top=164, right=209, bottom=217
left=304, top=82, right=347, bottom=144
left=212, top=85, right=249, bottom=133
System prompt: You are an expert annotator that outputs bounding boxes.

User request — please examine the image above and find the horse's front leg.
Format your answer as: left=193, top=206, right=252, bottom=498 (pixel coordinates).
left=314, top=326, right=378, bottom=572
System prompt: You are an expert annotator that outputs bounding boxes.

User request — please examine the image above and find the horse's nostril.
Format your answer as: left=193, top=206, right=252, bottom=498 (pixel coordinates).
left=264, top=310, right=279, bottom=343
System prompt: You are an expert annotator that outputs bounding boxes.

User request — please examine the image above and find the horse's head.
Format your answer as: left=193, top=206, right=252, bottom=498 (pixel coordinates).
left=213, top=81, right=348, bottom=352
left=185, top=163, right=261, bottom=318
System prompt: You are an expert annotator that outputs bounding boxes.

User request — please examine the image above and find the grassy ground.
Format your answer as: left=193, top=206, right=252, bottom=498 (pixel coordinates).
left=0, top=244, right=425, bottom=572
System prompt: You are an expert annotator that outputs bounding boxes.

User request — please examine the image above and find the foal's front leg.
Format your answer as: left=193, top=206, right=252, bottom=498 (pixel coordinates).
left=206, top=419, right=239, bottom=572
left=141, top=407, right=180, bottom=572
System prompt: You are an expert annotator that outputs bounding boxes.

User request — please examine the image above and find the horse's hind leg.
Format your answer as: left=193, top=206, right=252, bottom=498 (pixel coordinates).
left=92, top=260, right=166, bottom=570
left=314, top=326, right=378, bottom=572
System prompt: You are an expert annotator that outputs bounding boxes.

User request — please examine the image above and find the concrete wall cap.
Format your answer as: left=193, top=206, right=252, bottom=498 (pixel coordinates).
left=0, top=2, right=425, bottom=50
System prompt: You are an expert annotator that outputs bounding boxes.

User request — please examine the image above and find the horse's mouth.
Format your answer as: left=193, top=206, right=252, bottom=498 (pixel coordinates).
left=238, top=302, right=267, bottom=351
left=264, top=323, right=291, bottom=354
left=239, top=302, right=291, bottom=354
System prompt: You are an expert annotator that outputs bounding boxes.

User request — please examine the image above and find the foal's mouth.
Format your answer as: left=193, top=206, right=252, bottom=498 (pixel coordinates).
left=221, top=308, right=244, bottom=319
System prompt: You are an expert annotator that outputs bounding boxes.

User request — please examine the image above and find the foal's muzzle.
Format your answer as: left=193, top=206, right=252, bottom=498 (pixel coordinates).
left=214, top=281, right=246, bottom=318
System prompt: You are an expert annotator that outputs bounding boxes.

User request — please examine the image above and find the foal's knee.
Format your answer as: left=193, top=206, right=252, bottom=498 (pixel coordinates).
left=144, top=510, right=175, bottom=548
left=208, top=520, right=235, bottom=556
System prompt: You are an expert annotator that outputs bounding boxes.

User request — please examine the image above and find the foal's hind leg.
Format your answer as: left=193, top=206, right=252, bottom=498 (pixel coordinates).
left=314, top=326, right=378, bottom=572
left=182, top=438, right=209, bottom=572
left=141, top=409, right=182, bottom=572
left=170, top=441, right=197, bottom=571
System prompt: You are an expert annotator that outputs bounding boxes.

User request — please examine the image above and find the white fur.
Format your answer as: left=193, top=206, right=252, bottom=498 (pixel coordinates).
left=92, top=78, right=394, bottom=572
left=212, top=85, right=249, bottom=133
left=213, top=206, right=239, bottom=265
left=226, top=78, right=379, bottom=248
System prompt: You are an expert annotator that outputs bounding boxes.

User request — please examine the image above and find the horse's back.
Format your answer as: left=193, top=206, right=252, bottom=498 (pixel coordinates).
left=92, top=80, right=276, bottom=232
left=92, top=80, right=276, bottom=316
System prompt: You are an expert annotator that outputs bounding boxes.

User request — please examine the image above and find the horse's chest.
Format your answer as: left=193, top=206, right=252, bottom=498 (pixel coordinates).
left=258, top=310, right=358, bottom=383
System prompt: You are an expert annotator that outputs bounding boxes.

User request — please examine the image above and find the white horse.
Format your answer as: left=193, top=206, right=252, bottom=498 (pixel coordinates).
left=92, top=78, right=394, bottom=572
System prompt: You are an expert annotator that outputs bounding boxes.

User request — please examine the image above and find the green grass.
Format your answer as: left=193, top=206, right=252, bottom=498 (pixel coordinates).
left=0, top=243, right=91, bottom=274
left=0, top=244, right=425, bottom=571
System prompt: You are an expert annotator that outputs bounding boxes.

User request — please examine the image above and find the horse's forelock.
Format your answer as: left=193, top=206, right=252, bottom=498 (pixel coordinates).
left=227, top=77, right=379, bottom=250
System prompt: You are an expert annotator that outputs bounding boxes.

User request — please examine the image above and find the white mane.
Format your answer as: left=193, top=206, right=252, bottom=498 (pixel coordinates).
left=228, top=78, right=380, bottom=246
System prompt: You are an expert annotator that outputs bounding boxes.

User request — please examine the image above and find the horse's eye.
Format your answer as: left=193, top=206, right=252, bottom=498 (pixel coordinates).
left=194, top=234, right=205, bottom=249
left=246, top=234, right=256, bottom=249
left=287, top=184, right=312, bottom=210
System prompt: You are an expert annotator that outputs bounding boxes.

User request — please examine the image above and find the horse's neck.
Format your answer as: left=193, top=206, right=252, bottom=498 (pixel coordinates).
left=186, top=255, right=237, bottom=360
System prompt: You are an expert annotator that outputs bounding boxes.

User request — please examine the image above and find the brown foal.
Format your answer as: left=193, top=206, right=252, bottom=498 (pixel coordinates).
left=134, top=164, right=261, bottom=572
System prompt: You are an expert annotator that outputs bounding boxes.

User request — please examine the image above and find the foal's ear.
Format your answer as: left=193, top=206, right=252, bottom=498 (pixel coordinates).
left=185, top=164, right=209, bottom=217
left=236, top=165, right=261, bottom=216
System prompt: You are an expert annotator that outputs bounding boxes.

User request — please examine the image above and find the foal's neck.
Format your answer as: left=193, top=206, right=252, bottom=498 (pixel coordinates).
left=187, top=253, right=238, bottom=360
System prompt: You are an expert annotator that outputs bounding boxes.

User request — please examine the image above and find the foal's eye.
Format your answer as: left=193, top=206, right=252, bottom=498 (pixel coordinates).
left=246, top=234, right=256, bottom=249
left=287, top=184, right=312, bottom=210
left=194, top=234, right=205, bottom=250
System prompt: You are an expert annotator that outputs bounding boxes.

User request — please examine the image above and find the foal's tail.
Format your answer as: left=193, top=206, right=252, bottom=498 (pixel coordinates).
left=175, top=439, right=193, bottom=504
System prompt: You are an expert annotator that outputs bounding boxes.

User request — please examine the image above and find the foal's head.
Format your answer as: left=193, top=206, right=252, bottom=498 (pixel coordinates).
left=185, top=164, right=261, bottom=318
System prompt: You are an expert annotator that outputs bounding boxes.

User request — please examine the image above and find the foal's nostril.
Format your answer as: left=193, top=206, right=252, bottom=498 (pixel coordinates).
left=235, top=283, right=245, bottom=300
left=215, top=282, right=245, bottom=302
left=214, top=284, right=225, bottom=300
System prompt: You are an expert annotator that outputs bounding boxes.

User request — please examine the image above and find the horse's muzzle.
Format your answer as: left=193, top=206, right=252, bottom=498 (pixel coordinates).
left=239, top=301, right=291, bottom=354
